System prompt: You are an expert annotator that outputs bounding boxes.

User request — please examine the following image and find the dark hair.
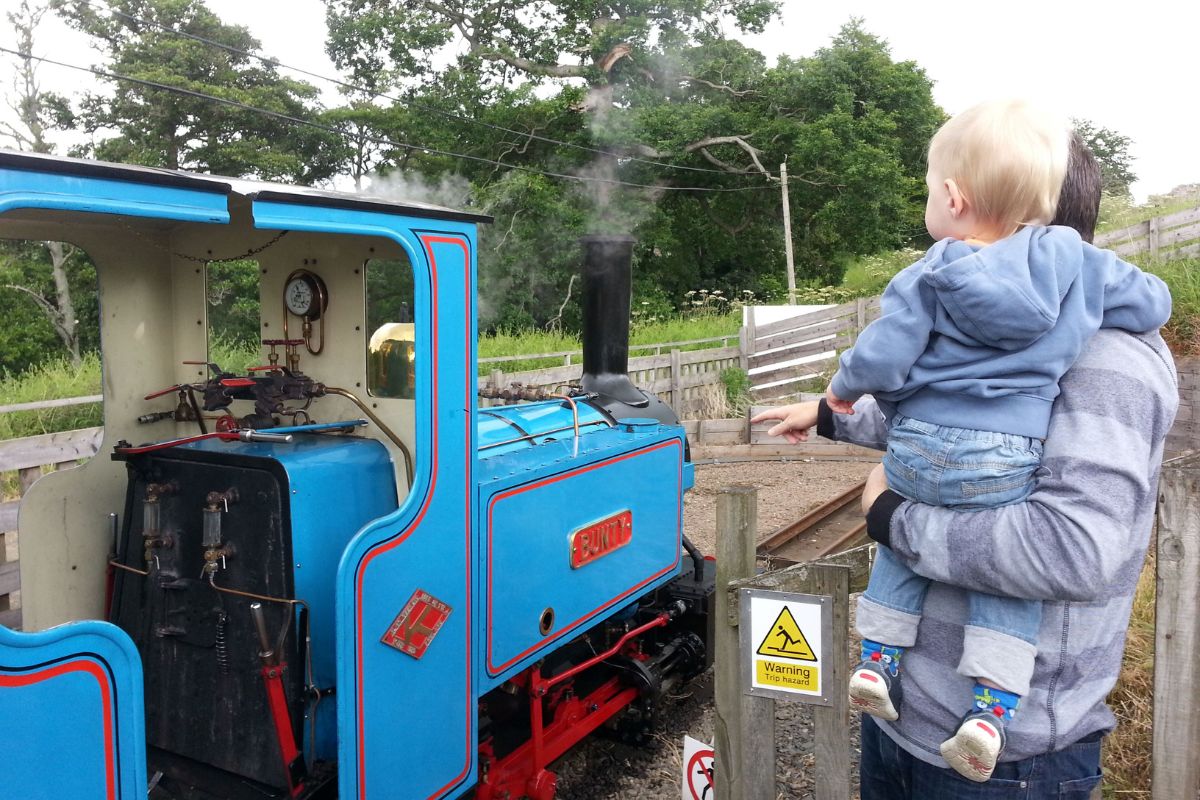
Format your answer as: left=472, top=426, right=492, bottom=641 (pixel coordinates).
left=1051, top=132, right=1101, bottom=242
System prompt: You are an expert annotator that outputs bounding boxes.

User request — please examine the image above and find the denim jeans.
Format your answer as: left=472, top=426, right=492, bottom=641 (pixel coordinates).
left=858, top=415, right=1045, bottom=693
left=860, top=716, right=1104, bottom=799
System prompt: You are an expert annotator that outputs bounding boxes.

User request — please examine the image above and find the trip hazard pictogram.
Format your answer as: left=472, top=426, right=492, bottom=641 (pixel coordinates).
left=755, top=606, right=816, bottom=661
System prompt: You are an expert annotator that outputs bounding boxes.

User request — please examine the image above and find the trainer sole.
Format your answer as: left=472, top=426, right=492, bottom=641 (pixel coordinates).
left=848, top=668, right=899, bottom=721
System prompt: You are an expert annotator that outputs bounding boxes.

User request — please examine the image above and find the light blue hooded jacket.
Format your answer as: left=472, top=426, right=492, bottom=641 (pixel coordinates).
left=829, top=225, right=1173, bottom=438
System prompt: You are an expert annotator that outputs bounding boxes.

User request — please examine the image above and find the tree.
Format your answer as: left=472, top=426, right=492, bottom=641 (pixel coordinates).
left=1073, top=118, right=1136, bottom=197
left=59, top=0, right=345, bottom=183
left=0, top=1, right=93, bottom=371
left=324, top=10, right=941, bottom=326
left=324, top=1, right=785, bottom=184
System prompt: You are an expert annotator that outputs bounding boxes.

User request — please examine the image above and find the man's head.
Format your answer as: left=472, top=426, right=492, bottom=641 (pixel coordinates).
left=1050, top=132, right=1102, bottom=242
left=925, top=99, right=1070, bottom=243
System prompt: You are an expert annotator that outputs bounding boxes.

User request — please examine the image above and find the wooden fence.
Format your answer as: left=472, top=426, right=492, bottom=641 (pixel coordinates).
left=1095, top=205, right=1200, bottom=261
left=484, top=342, right=743, bottom=418
left=743, top=298, right=882, bottom=403
left=0, top=426, right=103, bottom=629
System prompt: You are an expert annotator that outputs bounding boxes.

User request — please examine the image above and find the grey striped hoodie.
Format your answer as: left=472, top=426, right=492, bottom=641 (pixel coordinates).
left=824, top=329, right=1178, bottom=765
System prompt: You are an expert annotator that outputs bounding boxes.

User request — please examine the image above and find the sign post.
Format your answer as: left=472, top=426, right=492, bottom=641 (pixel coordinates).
left=724, top=552, right=864, bottom=800
left=740, top=589, right=832, bottom=704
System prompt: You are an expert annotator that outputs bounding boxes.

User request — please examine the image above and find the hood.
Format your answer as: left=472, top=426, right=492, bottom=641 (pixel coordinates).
left=920, top=226, right=1085, bottom=351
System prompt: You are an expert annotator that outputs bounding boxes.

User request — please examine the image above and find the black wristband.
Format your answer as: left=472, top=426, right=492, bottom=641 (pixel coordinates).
left=866, top=489, right=905, bottom=549
left=816, top=398, right=836, bottom=440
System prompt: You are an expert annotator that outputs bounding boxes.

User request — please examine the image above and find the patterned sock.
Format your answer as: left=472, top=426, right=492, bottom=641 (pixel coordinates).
left=972, top=683, right=1021, bottom=723
left=860, top=640, right=905, bottom=677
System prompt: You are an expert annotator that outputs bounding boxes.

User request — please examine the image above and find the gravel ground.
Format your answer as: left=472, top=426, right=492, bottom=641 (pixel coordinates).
left=555, top=459, right=876, bottom=800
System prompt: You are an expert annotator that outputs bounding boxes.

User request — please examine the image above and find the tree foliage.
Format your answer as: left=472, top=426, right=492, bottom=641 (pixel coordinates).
left=1, top=1, right=94, bottom=371
left=1073, top=118, right=1136, bottom=198
left=59, top=0, right=345, bottom=182
left=324, top=8, right=943, bottom=327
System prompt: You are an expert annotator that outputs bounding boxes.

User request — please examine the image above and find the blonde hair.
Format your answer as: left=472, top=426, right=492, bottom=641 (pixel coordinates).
left=928, top=99, right=1070, bottom=233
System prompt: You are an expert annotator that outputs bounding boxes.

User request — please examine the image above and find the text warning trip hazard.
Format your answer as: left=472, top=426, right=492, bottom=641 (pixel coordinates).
left=741, top=589, right=830, bottom=703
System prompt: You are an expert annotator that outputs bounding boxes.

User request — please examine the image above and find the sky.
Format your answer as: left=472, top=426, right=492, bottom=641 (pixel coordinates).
left=1, top=0, right=1196, bottom=203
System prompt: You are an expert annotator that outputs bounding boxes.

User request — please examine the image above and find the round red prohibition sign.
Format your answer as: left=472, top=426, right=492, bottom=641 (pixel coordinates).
left=686, top=748, right=715, bottom=800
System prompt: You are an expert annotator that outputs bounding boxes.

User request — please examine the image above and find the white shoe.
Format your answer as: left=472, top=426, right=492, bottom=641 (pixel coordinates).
left=848, top=661, right=900, bottom=721
left=939, top=712, right=1006, bottom=782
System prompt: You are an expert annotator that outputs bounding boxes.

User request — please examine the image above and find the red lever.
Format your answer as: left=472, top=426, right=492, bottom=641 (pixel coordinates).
left=248, top=366, right=284, bottom=373
left=220, top=378, right=257, bottom=388
left=261, top=339, right=305, bottom=346
left=144, top=384, right=183, bottom=400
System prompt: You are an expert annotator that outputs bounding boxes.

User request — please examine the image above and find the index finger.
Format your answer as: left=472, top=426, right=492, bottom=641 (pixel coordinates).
left=750, top=407, right=786, bottom=424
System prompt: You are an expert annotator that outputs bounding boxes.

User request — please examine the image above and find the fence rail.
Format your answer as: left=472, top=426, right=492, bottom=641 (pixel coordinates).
left=477, top=332, right=739, bottom=367
left=744, top=298, right=882, bottom=404
left=484, top=344, right=742, bottom=418
left=1095, top=206, right=1200, bottom=260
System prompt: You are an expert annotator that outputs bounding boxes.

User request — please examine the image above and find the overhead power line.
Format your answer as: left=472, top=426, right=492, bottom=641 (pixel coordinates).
left=1, top=46, right=782, bottom=194
left=75, top=0, right=796, bottom=182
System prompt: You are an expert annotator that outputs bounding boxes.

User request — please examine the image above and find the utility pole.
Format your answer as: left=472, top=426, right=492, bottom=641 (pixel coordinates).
left=780, top=160, right=796, bottom=304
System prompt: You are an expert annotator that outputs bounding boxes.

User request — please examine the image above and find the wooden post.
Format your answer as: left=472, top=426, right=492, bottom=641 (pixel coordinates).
left=714, top=486, right=776, bottom=800
left=18, top=467, right=39, bottom=496
left=855, top=297, right=867, bottom=343
left=811, top=563, right=851, bottom=800
left=781, top=161, right=796, bottom=305
left=1149, top=215, right=1161, bottom=261
left=670, top=349, right=682, bottom=409
left=0, top=530, right=10, bottom=618
left=1152, top=454, right=1200, bottom=800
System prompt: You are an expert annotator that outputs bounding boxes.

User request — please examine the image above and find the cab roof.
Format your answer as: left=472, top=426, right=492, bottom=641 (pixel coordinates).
left=0, top=149, right=493, bottom=225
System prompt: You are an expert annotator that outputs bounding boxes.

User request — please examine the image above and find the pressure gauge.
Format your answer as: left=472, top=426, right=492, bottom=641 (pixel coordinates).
left=284, top=271, right=326, bottom=320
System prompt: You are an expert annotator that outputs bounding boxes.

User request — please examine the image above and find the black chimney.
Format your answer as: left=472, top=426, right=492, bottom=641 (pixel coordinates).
left=579, top=235, right=647, bottom=407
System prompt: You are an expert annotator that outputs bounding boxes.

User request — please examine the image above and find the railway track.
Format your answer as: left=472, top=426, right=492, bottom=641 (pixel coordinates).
left=757, top=478, right=870, bottom=566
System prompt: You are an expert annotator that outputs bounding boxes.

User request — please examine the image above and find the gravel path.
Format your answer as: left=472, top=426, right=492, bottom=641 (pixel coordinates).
left=555, top=459, right=876, bottom=800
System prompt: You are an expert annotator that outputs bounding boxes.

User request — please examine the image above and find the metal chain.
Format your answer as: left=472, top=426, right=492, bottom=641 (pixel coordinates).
left=116, top=219, right=290, bottom=263
left=173, top=229, right=291, bottom=264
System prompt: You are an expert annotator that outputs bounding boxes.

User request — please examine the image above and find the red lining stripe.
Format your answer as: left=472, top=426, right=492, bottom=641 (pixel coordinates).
left=485, top=438, right=683, bottom=675
left=353, top=233, right=473, bottom=800
left=0, top=658, right=117, bottom=799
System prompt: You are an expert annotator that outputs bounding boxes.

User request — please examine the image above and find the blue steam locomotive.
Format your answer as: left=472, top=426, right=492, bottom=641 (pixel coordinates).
left=0, top=151, right=714, bottom=800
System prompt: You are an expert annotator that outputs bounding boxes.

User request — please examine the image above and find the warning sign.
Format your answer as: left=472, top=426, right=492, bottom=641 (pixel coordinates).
left=755, top=606, right=817, bottom=661
left=681, top=735, right=714, bottom=800
left=739, top=588, right=832, bottom=704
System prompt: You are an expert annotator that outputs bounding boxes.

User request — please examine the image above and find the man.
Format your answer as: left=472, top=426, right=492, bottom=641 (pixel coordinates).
left=754, top=134, right=1177, bottom=797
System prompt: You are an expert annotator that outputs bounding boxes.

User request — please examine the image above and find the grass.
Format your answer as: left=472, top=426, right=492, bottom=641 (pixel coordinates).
left=1102, top=548, right=1156, bottom=796
left=1134, top=257, right=1200, bottom=354
left=1098, top=193, right=1199, bottom=234
left=834, top=247, right=925, bottom=300
left=0, top=337, right=261, bottom=442
left=0, top=353, right=103, bottom=440
left=480, top=312, right=741, bottom=373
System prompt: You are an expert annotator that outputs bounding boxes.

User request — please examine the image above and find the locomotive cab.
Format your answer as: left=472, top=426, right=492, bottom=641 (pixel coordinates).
left=0, top=151, right=713, bottom=800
